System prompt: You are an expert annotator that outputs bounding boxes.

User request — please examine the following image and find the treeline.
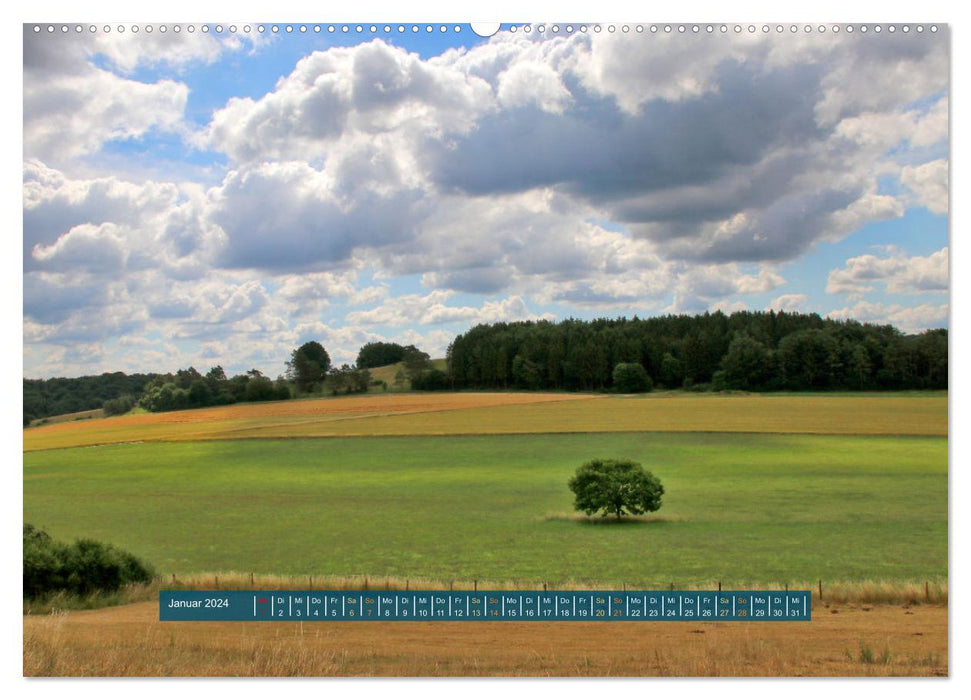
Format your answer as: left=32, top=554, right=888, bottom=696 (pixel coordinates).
left=137, top=366, right=292, bottom=412
left=24, top=372, right=159, bottom=425
left=446, top=311, right=947, bottom=392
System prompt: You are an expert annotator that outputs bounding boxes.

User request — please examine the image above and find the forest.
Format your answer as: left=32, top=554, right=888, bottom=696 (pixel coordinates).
left=445, top=311, right=947, bottom=392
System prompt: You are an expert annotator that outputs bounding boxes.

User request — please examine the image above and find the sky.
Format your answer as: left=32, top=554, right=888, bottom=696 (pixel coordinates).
left=22, top=21, right=949, bottom=379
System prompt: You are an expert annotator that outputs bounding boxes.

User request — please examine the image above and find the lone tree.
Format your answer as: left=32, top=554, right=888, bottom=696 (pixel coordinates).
left=568, top=459, right=664, bottom=519
left=286, top=341, right=331, bottom=393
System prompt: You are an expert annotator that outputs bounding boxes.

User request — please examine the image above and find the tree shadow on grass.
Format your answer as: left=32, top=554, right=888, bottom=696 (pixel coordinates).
left=542, top=512, right=681, bottom=526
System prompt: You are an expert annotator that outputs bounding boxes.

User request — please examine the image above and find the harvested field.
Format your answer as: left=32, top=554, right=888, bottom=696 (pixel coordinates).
left=23, top=601, right=947, bottom=676
left=23, top=392, right=946, bottom=451
left=23, top=392, right=598, bottom=451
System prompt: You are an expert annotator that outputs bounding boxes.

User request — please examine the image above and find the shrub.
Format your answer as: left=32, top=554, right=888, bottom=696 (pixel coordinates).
left=23, top=524, right=155, bottom=599
left=103, top=395, right=136, bottom=416
left=411, top=369, right=450, bottom=391
left=612, top=363, right=653, bottom=393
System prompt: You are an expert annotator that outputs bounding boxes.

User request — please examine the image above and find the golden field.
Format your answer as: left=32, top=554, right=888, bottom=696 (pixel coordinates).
left=24, top=600, right=947, bottom=676
left=23, top=392, right=947, bottom=451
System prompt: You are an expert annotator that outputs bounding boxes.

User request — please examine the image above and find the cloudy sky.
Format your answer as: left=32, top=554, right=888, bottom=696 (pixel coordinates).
left=22, top=21, right=949, bottom=379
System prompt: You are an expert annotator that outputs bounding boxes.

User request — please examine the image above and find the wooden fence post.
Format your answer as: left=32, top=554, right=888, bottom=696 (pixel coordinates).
left=718, top=581, right=721, bottom=591
left=925, top=581, right=930, bottom=602
left=818, top=579, right=823, bottom=601
left=250, top=572, right=254, bottom=585
left=474, top=580, right=478, bottom=592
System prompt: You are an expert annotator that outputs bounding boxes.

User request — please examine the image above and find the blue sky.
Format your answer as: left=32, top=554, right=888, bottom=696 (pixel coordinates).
left=22, top=21, right=949, bottom=378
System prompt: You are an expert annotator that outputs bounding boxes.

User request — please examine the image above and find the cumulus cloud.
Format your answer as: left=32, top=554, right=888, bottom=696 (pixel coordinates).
left=198, top=30, right=948, bottom=273
left=826, top=247, right=948, bottom=296
left=22, top=27, right=950, bottom=378
left=205, top=39, right=493, bottom=163
left=770, top=294, right=809, bottom=312
left=901, top=159, right=949, bottom=215
left=665, top=264, right=786, bottom=314
left=827, top=300, right=948, bottom=334
left=31, top=223, right=129, bottom=274
left=206, top=160, right=428, bottom=271
left=346, top=291, right=553, bottom=327
left=90, top=28, right=250, bottom=74
left=23, top=160, right=214, bottom=278
left=23, top=29, right=189, bottom=164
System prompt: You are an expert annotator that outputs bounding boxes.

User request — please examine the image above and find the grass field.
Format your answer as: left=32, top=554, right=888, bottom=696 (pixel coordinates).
left=22, top=392, right=947, bottom=451
left=23, top=431, right=946, bottom=585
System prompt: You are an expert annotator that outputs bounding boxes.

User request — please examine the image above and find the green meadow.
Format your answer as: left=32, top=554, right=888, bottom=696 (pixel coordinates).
left=23, top=432, right=946, bottom=586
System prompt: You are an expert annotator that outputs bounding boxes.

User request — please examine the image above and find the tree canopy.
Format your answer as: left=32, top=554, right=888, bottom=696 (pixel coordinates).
left=286, top=341, right=332, bottom=393
left=356, top=341, right=407, bottom=369
left=446, top=312, right=947, bottom=393
left=568, top=459, right=664, bottom=519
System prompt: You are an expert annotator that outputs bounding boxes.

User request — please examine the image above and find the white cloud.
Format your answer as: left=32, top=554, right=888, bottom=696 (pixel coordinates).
left=901, top=159, right=949, bottom=215
left=826, top=247, right=948, bottom=296
left=31, top=223, right=128, bottom=273
left=827, top=300, right=948, bottom=333
left=665, top=264, right=786, bottom=314
left=770, top=294, right=809, bottom=312
left=497, top=60, right=572, bottom=113
left=90, top=30, right=238, bottom=73
left=24, top=55, right=188, bottom=164
left=911, top=97, right=949, bottom=147
left=206, top=160, right=427, bottom=271
left=205, top=39, right=493, bottom=163
left=346, top=291, right=553, bottom=327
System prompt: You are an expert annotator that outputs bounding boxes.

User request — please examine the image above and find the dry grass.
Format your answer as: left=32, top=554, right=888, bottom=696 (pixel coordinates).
left=23, top=600, right=947, bottom=676
left=28, top=408, right=102, bottom=427
left=22, top=573, right=948, bottom=615
left=23, top=393, right=946, bottom=451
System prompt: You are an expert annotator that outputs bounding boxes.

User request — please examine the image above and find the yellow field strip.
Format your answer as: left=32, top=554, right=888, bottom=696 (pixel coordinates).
left=24, top=600, right=948, bottom=676
left=22, top=392, right=596, bottom=451
left=23, top=393, right=947, bottom=451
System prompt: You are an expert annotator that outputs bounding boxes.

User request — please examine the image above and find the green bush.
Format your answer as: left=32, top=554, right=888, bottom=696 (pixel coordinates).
left=411, top=369, right=450, bottom=391
left=23, top=524, right=155, bottom=599
left=103, top=395, right=136, bottom=416
left=612, top=363, right=653, bottom=393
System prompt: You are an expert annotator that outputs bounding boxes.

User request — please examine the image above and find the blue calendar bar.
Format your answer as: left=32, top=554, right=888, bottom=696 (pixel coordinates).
left=160, top=590, right=811, bottom=621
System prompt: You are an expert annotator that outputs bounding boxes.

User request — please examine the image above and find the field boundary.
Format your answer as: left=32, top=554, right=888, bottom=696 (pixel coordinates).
left=23, top=573, right=948, bottom=614
left=23, top=428, right=949, bottom=453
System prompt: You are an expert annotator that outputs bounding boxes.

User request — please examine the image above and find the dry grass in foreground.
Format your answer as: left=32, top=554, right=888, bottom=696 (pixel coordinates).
left=23, top=574, right=948, bottom=615
left=23, top=600, right=947, bottom=677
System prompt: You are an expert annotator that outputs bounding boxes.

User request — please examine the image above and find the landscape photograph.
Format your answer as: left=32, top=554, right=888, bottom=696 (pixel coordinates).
left=22, top=19, right=948, bottom=678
